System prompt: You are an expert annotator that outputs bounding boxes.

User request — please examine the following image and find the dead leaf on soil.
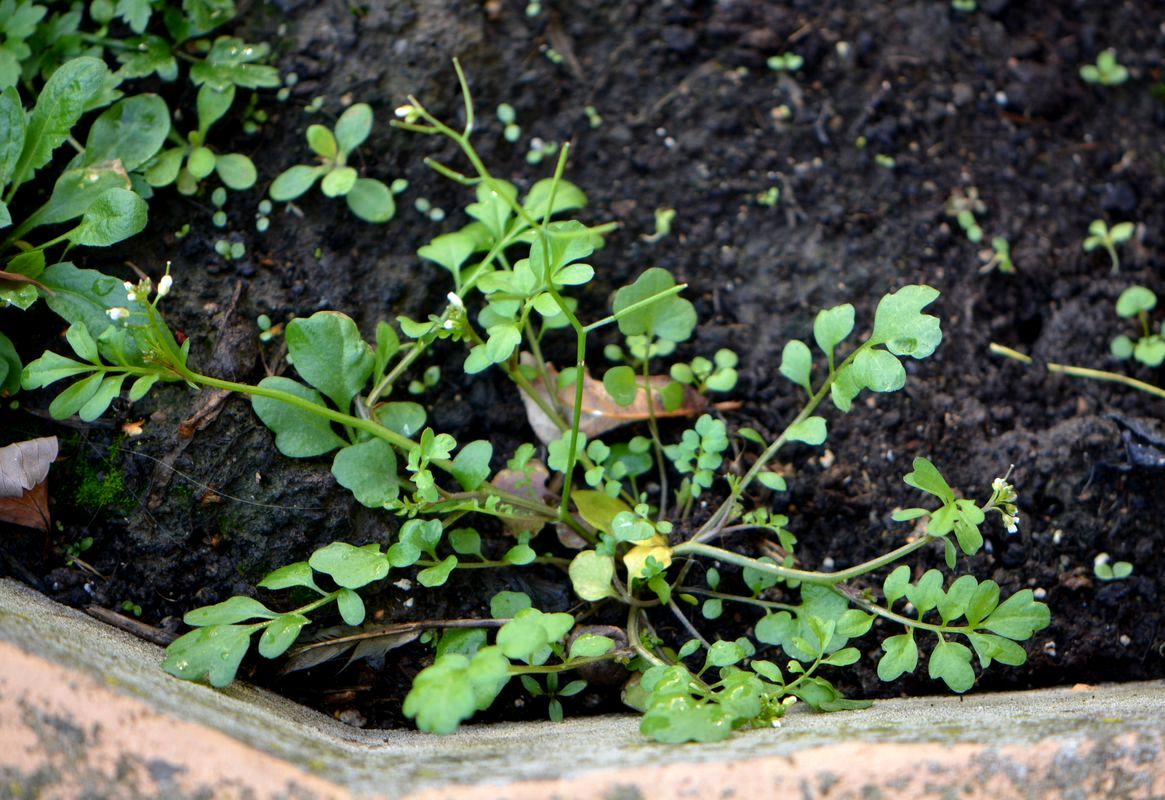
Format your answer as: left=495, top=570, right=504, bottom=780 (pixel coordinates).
left=519, top=359, right=712, bottom=444
left=490, top=458, right=555, bottom=535
left=0, top=436, right=59, bottom=531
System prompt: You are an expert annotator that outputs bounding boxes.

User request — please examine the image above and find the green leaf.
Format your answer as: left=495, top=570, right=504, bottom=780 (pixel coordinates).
left=285, top=311, right=374, bottom=412
left=346, top=178, right=395, bottom=223
left=418, top=554, right=458, bottom=588
left=568, top=550, right=616, bottom=601
left=779, top=339, right=813, bottom=393
left=876, top=632, right=918, bottom=681
left=306, top=124, right=337, bottom=159
left=215, top=153, right=257, bottom=190
left=38, top=264, right=145, bottom=361
left=334, top=103, right=372, bottom=154
left=418, top=231, right=481, bottom=276
left=612, top=267, right=696, bottom=344
left=403, top=647, right=511, bottom=734
left=569, top=634, right=615, bottom=660
left=78, top=373, right=125, bottom=421
left=258, top=562, right=321, bottom=594
left=640, top=695, right=734, bottom=744
left=48, top=373, right=103, bottom=419
left=270, top=164, right=326, bottom=201
left=20, top=351, right=92, bottom=390
left=331, top=439, right=400, bottom=507
left=200, top=86, right=236, bottom=132
left=466, top=180, right=518, bottom=242
left=115, top=35, right=178, bottom=81
left=905, top=569, right=944, bottom=615
left=705, top=640, right=745, bottom=668
left=786, top=416, right=827, bottom=445
left=928, top=639, right=975, bottom=693
left=964, top=580, right=1000, bottom=627
left=572, top=489, right=629, bottom=534
left=336, top=588, right=365, bottom=626
left=522, top=178, right=588, bottom=221
left=982, top=590, right=1050, bottom=640
left=65, top=322, right=99, bottom=364
left=0, top=332, right=20, bottom=395
left=1116, top=286, right=1156, bottom=317
left=11, top=57, right=109, bottom=192
left=497, top=608, right=574, bottom=665
left=26, top=163, right=135, bottom=230
left=602, top=365, right=638, bottom=407
left=321, top=165, right=357, bottom=197
left=870, top=285, right=942, bottom=358
left=452, top=440, right=492, bottom=490
left=78, top=94, right=169, bottom=171
left=376, top=402, right=426, bottom=437
left=829, top=363, right=863, bottom=412
left=902, top=457, right=954, bottom=503
left=966, top=632, right=1027, bottom=669
left=163, top=625, right=252, bottom=687
left=185, top=596, right=277, bottom=626
left=258, top=614, right=310, bottom=658
left=187, top=146, right=216, bottom=178
left=490, top=591, right=531, bottom=619
left=144, top=147, right=185, bottom=187
left=813, top=304, right=854, bottom=362
left=852, top=348, right=905, bottom=393
left=115, top=0, right=153, bottom=32
left=190, top=38, right=280, bottom=90
left=66, top=188, right=148, bottom=247
left=309, top=542, right=389, bottom=590
left=448, top=528, right=482, bottom=557
left=252, top=376, right=346, bottom=457
left=0, top=87, right=26, bottom=188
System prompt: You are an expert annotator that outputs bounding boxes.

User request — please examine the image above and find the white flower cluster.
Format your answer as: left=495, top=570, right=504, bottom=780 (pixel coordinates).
left=990, top=475, right=1019, bottom=534
left=108, top=267, right=174, bottom=322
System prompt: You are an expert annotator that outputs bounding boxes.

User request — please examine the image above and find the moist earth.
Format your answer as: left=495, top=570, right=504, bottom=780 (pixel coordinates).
left=2, top=0, right=1163, bottom=728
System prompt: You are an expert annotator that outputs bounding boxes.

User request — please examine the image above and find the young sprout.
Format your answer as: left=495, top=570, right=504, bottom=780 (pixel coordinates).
left=755, top=186, right=780, bottom=207
left=951, top=0, right=976, bottom=12
left=496, top=103, right=521, bottom=142
left=1080, top=50, right=1129, bottom=86
left=584, top=105, right=603, bottom=129
left=767, top=53, right=804, bottom=72
left=980, top=237, right=1015, bottom=274
left=1110, top=286, right=1164, bottom=367
left=945, top=187, right=986, bottom=243
left=1083, top=219, right=1135, bottom=273
left=1093, top=553, right=1133, bottom=581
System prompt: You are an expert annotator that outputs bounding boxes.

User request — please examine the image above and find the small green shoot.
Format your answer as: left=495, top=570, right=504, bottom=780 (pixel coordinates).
left=767, top=53, right=804, bottom=72
left=1093, top=553, right=1133, bottom=582
left=1110, top=286, right=1164, bottom=367
left=1080, top=50, right=1129, bottom=86
left=1084, top=220, right=1135, bottom=273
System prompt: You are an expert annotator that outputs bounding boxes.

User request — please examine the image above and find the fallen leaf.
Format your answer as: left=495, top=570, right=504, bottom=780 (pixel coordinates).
left=0, top=437, right=58, bottom=531
left=519, top=357, right=710, bottom=444
left=490, top=459, right=555, bottom=534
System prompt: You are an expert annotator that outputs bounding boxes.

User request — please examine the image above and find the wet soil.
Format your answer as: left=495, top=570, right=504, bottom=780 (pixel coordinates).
left=2, top=0, right=1164, bottom=728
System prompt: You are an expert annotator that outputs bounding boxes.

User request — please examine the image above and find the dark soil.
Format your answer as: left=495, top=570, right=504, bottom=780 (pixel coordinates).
left=3, top=0, right=1164, bottom=729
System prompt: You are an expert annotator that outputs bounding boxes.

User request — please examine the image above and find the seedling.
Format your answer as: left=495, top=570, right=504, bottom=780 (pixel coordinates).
left=1093, top=553, right=1133, bottom=581
left=525, top=137, right=559, bottom=165
left=767, top=53, right=804, bottom=72
left=21, top=66, right=1049, bottom=743
left=756, top=186, right=780, bottom=207
left=1080, top=50, right=1129, bottom=86
left=951, top=0, right=977, bottom=12
left=945, top=187, right=986, bottom=244
left=496, top=103, right=521, bottom=143
left=1084, top=219, right=1134, bottom=273
left=979, top=237, right=1015, bottom=274
left=269, top=103, right=396, bottom=223
left=1110, top=286, right=1164, bottom=367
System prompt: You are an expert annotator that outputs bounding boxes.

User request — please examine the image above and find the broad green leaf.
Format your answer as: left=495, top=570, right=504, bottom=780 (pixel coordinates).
left=0, top=331, right=20, bottom=395
left=418, top=230, right=481, bottom=276
left=11, top=57, right=109, bottom=192
left=48, top=372, right=103, bottom=419
left=144, top=147, right=185, bottom=187
left=452, top=440, right=492, bottom=490
left=569, top=634, right=614, bottom=660
left=448, top=528, right=481, bottom=556
left=418, top=554, right=458, bottom=588
left=270, top=164, right=325, bottom=201
left=215, top=152, right=257, bottom=190
left=829, top=363, right=863, bottom=412
left=483, top=323, right=520, bottom=364
left=346, top=177, right=395, bottom=223
left=852, top=348, right=905, bottom=393
left=1115, top=286, right=1155, bottom=317
left=162, top=625, right=252, bottom=687
left=403, top=647, right=511, bottom=734
left=258, top=561, right=321, bottom=593
left=306, top=124, right=337, bottom=159
left=786, top=416, right=827, bottom=445
left=982, top=589, right=1050, bottom=640
left=336, top=588, right=365, bottom=625
left=870, top=285, right=942, bottom=358
left=334, top=103, right=372, bottom=154
left=938, top=574, right=979, bottom=623
left=466, top=180, right=518, bottom=242
left=572, top=489, right=630, bottom=533
left=65, top=322, right=99, bottom=364
left=78, top=373, right=125, bottom=421
left=522, top=178, right=588, bottom=220
left=376, top=401, right=426, bottom=437
left=78, top=94, right=169, bottom=171
left=0, top=86, right=26, bottom=187
left=187, top=146, right=216, bottom=179
left=116, top=0, right=153, bottom=32
left=497, top=608, right=574, bottom=665
left=25, top=163, right=133, bottom=230
left=905, top=569, right=944, bottom=615
left=568, top=550, right=616, bottom=601
left=185, top=595, right=277, bottom=626
left=966, top=632, right=1027, bottom=668
left=258, top=614, right=310, bottom=658
left=883, top=565, right=911, bottom=604
left=877, top=632, right=918, bottom=681
left=602, top=365, right=638, bottom=407
left=285, top=311, right=374, bottom=412
left=757, top=472, right=786, bottom=491
left=251, top=376, right=346, bottom=457
left=331, top=438, right=400, bottom=507
left=436, top=628, right=487, bottom=659
left=115, top=35, right=179, bottom=81
left=705, top=640, right=745, bottom=668
left=813, top=304, right=854, bottom=361
left=66, top=188, right=148, bottom=247
left=20, top=351, right=93, bottom=390
left=308, top=542, right=389, bottom=589
left=612, top=267, right=696, bottom=344
left=964, top=580, right=1000, bottom=627
left=640, top=695, right=734, bottom=744
left=490, top=590, right=532, bottom=619
left=1135, top=337, right=1165, bottom=367
left=190, top=38, right=280, bottom=91
left=902, top=457, right=954, bottom=502
left=321, top=165, right=358, bottom=197
left=779, top=339, right=812, bottom=393
left=928, top=639, right=975, bottom=693
left=528, top=220, right=595, bottom=281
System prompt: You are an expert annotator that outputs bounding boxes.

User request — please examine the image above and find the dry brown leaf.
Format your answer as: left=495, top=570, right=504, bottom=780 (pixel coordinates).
left=0, top=437, right=58, bottom=531
left=519, top=359, right=710, bottom=444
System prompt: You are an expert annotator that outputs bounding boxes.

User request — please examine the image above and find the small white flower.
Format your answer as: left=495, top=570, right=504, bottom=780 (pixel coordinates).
left=156, top=274, right=173, bottom=298
left=394, top=104, right=420, bottom=123
left=107, top=307, right=130, bottom=321
left=446, top=291, right=464, bottom=309
left=442, top=319, right=456, bottom=330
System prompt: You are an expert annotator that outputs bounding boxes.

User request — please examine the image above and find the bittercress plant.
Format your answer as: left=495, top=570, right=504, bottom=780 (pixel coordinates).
left=19, top=63, right=1049, bottom=743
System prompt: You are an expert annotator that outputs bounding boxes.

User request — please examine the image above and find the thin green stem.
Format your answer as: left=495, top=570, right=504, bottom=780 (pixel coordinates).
left=508, top=651, right=633, bottom=675
left=989, top=342, right=1165, bottom=400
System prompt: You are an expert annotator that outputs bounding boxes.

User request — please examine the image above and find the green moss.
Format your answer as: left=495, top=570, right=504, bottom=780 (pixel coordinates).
left=64, top=439, right=135, bottom=513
